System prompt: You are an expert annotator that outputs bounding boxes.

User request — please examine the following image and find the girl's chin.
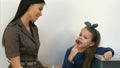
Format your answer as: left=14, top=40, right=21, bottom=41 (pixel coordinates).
left=76, top=44, right=82, bottom=48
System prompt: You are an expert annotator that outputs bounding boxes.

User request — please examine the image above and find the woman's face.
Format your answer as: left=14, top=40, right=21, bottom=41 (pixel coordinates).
left=27, top=3, right=45, bottom=22
left=76, top=28, right=94, bottom=49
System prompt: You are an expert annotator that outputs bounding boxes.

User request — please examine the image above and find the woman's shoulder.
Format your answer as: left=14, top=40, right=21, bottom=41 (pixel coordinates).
left=6, top=19, right=22, bottom=29
left=4, top=19, right=21, bottom=34
left=8, top=19, right=21, bottom=26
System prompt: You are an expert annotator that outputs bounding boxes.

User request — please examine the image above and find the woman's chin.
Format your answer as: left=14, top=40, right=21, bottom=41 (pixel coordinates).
left=33, top=19, right=37, bottom=22
left=32, top=18, right=38, bottom=22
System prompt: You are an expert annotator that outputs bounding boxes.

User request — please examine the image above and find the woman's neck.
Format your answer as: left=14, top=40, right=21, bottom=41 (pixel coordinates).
left=20, top=13, right=31, bottom=33
left=20, top=13, right=30, bottom=27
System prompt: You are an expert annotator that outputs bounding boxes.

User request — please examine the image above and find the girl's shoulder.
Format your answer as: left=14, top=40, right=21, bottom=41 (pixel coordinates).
left=67, top=46, right=74, bottom=51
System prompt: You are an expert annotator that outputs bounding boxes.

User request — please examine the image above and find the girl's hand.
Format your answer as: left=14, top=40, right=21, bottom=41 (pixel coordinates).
left=68, top=45, right=78, bottom=64
left=103, top=51, right=113, bottom=61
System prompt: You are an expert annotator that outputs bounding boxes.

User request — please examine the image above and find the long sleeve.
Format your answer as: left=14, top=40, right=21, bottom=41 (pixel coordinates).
left=62, top=47, right=84, bottom=68
left=62, top=47, right=73, bottom=68
left=95, top=47, right=114, bottom=56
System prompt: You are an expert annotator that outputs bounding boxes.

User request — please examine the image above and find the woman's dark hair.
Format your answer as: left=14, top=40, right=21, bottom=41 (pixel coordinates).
left=2, top=0, right=45, bottom=47
left=82, top=27, right=101, bottom=68
left=10, top=0, right=45, bottom=23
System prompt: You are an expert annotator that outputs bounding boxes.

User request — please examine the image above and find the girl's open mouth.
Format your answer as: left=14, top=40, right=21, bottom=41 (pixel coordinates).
left=75, top=39, right=82, bottom=44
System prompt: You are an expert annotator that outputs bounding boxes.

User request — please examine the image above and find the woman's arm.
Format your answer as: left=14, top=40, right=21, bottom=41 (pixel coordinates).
left=10, top=56, right=23, bottom=68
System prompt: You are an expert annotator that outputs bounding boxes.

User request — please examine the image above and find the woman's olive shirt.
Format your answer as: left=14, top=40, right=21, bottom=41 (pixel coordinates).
left=3, top=19, right=40, bottom=62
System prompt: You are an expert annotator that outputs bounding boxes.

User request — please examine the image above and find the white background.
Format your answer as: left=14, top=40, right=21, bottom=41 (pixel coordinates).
left=0, top=0, right=120, bottom=67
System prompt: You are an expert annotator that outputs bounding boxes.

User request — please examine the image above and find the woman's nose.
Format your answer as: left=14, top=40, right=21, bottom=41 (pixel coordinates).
left=39, top=13, right=42, bottom=16
left=37, top=11, right=42, bottom=17
left=39, top=11, right=42, bottom=16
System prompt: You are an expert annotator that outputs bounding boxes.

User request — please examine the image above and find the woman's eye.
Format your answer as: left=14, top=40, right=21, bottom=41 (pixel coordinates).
left=39, top=8, right=43, bottom=11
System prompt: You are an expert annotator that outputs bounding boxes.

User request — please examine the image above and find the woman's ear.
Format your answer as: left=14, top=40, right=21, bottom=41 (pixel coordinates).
left=89, top=42, right=95, bottom=47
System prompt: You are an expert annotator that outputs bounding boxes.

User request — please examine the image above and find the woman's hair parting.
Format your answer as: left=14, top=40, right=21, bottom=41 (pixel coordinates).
left=82, top=21, right=101, bottom=68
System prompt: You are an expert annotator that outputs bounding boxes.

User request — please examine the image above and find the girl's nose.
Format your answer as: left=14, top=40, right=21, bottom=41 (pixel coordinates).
left=79, top=36, right=83, bottom=40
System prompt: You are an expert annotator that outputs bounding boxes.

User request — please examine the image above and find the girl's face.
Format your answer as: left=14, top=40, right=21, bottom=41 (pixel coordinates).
left=76, top=28, right=94, bottom=49
left=27, top=3, right=45, bottom=22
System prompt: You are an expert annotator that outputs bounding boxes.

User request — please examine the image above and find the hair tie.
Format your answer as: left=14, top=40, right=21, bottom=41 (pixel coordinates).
left=84, top=22, right=98, bottom=29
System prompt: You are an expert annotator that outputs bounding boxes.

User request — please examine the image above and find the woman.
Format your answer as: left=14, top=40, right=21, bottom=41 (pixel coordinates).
left=62, top=22, right=114, bottom=68
left=2, top=0, right=46, bottom=68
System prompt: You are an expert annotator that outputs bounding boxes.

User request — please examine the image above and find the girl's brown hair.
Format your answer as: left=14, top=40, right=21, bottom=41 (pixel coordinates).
left=82, top=27, right=101, bottom=68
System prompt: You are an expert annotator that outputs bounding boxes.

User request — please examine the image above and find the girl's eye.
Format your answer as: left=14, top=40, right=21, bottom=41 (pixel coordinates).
left=79, top=33, right=82, bottom=36
left=84, top=36, right=88, bottom=39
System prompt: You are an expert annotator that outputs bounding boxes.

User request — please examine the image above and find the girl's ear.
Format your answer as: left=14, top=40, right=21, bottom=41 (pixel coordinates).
left=89, top=42, right=95, bottom=47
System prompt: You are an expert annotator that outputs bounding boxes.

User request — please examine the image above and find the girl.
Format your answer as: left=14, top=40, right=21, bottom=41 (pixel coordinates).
left=62, top=22, right=114, bottom=68
left=2, top=0, right=46, bottom=68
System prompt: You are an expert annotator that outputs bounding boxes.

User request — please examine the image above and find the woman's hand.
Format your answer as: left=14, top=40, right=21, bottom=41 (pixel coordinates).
left=103, top=51, right=113, bottom=61
left=68, top=46, right=78, bottom=64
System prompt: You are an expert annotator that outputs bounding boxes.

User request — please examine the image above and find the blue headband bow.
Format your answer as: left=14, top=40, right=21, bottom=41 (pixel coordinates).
left=84, top=21, right=99, bottom=41
left=85, top=22, right=98, bottom=29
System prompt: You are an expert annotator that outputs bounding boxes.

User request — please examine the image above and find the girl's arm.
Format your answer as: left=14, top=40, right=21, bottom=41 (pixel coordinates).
left=68, top=46, right=78, bottom=63
left=10, top=56, right=23, bottom=68
left=62, top=47, right=73, bottom=68
left=96, top=47, right=114, bottom=60
left=103, top=51, right=113, bottom=61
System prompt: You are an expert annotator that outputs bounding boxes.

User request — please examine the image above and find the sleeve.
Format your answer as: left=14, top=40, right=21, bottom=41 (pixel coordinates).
left=62, top=47, right=73, bottom=68
left=3, top=27, right=20, bottom=59
left=95, top=47, right=114, bottom=56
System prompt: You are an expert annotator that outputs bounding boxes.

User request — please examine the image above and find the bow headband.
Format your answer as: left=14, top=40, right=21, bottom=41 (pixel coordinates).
left=84, top=21, right=99, bottom=41
left=85, top=22, right=98, bottom=29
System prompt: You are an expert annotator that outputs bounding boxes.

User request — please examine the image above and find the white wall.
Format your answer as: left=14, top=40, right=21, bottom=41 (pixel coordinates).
left=0, top=0, right=120, bottom=67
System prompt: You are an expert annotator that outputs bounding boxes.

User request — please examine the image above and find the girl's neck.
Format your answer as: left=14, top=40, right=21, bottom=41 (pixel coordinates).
left=76, top=44, right=87, bottom=53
